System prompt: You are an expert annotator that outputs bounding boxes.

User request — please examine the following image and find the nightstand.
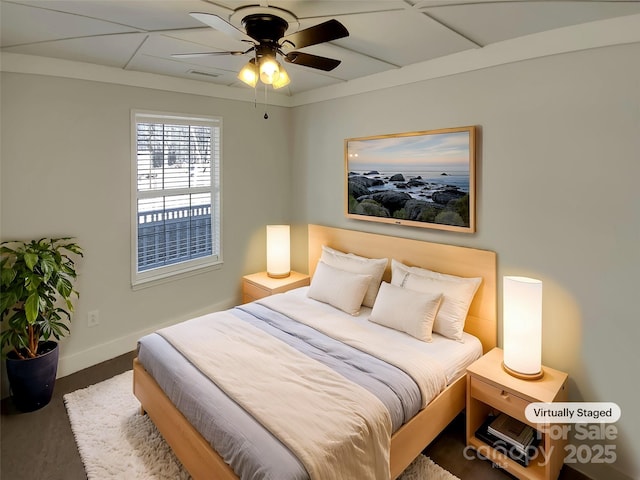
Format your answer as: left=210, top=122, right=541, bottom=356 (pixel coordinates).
left=242, top=271, right=310, bottom=303
left=466, top=348, right=569, bottom=480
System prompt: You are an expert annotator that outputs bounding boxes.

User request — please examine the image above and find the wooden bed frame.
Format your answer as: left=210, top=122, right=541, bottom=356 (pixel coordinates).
left=133, top=224, right=497, bottom=480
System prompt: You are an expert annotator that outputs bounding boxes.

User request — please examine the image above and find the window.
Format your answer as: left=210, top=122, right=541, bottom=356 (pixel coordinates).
left=131, top=110, right=221, bottom=286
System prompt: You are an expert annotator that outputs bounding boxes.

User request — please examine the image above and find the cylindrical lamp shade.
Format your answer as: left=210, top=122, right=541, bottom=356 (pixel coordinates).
left=266, top=225, right=290, bottom=278
left=503, top=276, right=543, bottom=380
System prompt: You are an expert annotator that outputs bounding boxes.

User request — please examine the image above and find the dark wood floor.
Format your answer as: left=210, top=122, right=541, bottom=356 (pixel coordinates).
left=1, top=352, right=591, bottom=480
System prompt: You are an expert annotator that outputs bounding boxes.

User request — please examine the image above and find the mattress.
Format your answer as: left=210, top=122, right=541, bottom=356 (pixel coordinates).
left=137, top=288, right=482, bottom=480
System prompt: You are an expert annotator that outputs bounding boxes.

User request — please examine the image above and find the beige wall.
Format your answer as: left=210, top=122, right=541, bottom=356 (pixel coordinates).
left=0, top=73, right=291, bottom=376
left=290, top=43, right=640, bottom=480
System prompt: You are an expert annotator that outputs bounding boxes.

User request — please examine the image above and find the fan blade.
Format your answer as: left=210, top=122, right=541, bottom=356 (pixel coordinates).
left=190, top=12, right=253, bottom=42
left=282, top=19, right=348, bottom=49
left=284, top=51, right=341, bottom=71
left=172, top=51, right=246, bottom=58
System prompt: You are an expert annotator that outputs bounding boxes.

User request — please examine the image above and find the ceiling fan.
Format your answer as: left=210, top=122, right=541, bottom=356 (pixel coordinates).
left=173, top=7, right=349, bottom=89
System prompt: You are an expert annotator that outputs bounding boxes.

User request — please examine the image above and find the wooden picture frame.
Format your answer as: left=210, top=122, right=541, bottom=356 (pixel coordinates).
left=345, top=126, right=476, bottom=233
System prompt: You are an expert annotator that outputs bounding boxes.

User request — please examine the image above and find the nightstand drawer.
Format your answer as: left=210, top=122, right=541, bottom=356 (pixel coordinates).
left=243, top=282, right=270, bottom=302
left=470, top=377, right=529, bottom=424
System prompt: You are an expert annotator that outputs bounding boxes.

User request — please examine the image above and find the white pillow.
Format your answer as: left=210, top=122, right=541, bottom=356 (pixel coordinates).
left=391, top=259, right=482, bottom=342
left=369, top=282, right=443, bottom=342
left=307, top=261, right=372, bottom=315
left=320, top=246, right=387, bottom=308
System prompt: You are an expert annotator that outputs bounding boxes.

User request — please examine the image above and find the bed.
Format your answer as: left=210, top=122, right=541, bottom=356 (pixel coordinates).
left=133, top=224, right=497, bottom=480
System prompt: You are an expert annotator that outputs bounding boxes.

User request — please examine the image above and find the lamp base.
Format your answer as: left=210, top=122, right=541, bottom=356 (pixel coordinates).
left=502, top=362, right=544, bottom=381
left=267, top=271, right=290, bottom=279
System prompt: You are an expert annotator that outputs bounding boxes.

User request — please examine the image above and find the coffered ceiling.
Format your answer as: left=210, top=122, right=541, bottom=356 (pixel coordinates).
left=2, top=0, right=640, bottom=99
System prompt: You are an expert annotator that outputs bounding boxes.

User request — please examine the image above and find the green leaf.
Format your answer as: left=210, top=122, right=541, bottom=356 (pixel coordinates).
left=1, top=266, right=17, bottom=286
left=1, top=329, right=29, bottom=354
left=25, top=292, right=40, bottom=323
left=24, top=272, right=42, bottom=292
left=7, top=310, right=26, bottom=328
left=67, top=245, right=83, bottom=257
left=24, top=253, right=38, bottom=271
left=0, top=245, right=18, bottom=254
left=0, top=291, right=18, bottom=314
left=56, top=276, right=73, bottom=298
left=39, top=256, right=56, bottom=282
left=39, top=309, right=70, bottom=341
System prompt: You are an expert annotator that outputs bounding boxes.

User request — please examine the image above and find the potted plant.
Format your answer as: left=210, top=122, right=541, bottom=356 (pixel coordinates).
left=0, top=237, right=82, bottom=411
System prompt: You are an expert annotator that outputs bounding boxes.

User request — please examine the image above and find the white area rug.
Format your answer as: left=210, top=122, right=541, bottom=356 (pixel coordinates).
left=64, top=370, right=460, bottom=480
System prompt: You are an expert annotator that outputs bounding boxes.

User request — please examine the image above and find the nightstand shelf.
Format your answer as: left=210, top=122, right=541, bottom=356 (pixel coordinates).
left=242, top=271, right=310, bottom=303
left=466, top=348, right=568, bottom=480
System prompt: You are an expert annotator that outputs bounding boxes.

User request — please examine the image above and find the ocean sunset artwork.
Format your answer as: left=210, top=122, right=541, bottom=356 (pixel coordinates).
left=345, top=126, right=476, bottom=233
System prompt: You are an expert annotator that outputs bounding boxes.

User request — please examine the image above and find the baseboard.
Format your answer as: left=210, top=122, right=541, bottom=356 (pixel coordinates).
left=570, top=461, right=635, bottom=480
left=57, top=325, right=161, bottom=379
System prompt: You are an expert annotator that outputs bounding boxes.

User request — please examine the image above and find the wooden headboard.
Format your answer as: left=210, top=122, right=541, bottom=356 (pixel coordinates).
left=308, top=224, right=497, bottom=353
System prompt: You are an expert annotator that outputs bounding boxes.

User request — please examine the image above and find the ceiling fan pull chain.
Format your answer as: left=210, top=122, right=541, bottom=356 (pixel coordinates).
left=263, top=83, right=269, bottom=120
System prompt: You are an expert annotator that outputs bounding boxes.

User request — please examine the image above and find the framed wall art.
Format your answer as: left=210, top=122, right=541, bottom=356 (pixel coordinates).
left=345, top=125, right=476, bottom=233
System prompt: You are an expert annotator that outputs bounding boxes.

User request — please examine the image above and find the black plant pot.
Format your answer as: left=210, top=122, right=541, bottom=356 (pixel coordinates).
left=6, top=341, right=59, bottom=412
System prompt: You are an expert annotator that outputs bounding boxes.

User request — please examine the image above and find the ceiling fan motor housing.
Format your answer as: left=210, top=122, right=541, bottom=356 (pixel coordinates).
left=242, top=14, right=288, bottom=46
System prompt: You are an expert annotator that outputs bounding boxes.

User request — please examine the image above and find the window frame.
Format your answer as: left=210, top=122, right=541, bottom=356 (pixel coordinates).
left=130, top=109, right=222, bottom=288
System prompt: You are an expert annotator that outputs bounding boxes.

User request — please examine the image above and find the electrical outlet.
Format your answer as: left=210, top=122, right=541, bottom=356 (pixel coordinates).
left=87, top=310, right=100, bottom=328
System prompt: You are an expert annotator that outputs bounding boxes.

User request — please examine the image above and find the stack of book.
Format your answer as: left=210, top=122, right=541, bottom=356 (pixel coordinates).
left=475, top=413, right=539, bottom=466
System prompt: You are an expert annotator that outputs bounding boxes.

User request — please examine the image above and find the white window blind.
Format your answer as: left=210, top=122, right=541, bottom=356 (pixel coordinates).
left=132, top=111, right=221, bottom=285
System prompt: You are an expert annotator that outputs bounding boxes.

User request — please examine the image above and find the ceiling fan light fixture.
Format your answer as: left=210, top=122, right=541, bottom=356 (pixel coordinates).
left=272, top=64, right=290, bottom=89
left=237, top=59, right=258, bottom=87
left=184, top=12, right=349, bottom=92
left=259, top=55, right=280, bottom=85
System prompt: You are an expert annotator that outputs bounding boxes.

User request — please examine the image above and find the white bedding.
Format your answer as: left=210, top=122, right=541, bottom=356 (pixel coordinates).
left=138, top=286, right=484, bottom=480
left=285, top=286, right=483, bottom=384
left=157, top=311, right=392, bottom=480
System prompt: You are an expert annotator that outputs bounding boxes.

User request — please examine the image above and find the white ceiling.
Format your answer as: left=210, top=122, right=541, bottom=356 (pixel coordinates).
left=2, top=0, right=640, bottom=100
